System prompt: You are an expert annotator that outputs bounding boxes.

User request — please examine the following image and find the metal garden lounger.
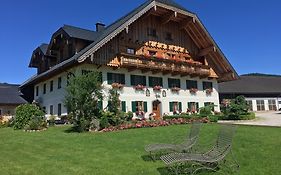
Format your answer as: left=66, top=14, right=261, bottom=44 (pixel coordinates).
left=160, top=124, right=239, bottom=175
left=145, top=121, right=202, bottom=160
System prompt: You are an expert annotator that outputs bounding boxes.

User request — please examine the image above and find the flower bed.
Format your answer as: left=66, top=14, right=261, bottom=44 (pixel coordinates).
left=100, top=117, right=209, bottom=132
left=205, top=88, right=213, bottom=94
left=189, top=88, right=198, bottom=94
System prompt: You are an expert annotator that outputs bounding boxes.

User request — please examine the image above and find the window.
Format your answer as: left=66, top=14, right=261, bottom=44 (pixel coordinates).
left=121, top=101, right=126, bottom=112
left=247, top=100, right=253, bottom=111
left=168, top=78, right=181, bottom=88
left=203, top=81, right=213, bottom=90
left=58, top=77, right=62, bottom=89
left=165, top=32, right=173, bottom=41
left=50, top=105, right=53, bottom=115
left=256, top=100, right=265, bottom=111
left=169, top=101, right=182, bottom=113
left=149, top=76, right=163, bottom=87
left=268, top=99, right=277, bottom=111
left=127, top=48, right=135, bottom=54
left=58, top=104, right=62, bottom=116
left=131, top=101, right=147, bottom=112
left=131, top=75, right=146, bottom=86
left=186, top=80, right=198, bottom=89
left=107, top=73, right=125, bottom=84
left=204, top=102, right=215, bottom=111
left=50, top=80, right=53, bottom=92
left=36, top=86, right=39, bottom=96
left=147, top=28, right=157, bottom=37
left=187, top=102, right=199, bottom=113
left=43, top=84, right=46, bottom=94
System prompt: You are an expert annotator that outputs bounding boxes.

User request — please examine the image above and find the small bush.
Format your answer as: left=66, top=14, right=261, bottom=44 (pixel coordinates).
left=14, top=104, right=45, bottom=130
left=208, top=115, right=219, bottom=122
left=199, top=106, right=213, bottom=117
left=99, top=116, right=109, bottom=129
left=240, top=112, right=256, bottom=120
left=24, top=116, right=47, bottom=131
left=48, top=115, right=56, bottom=126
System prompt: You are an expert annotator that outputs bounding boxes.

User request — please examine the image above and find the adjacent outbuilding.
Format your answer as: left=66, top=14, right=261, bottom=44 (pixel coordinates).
left=219, top=73, right=281, bottom=111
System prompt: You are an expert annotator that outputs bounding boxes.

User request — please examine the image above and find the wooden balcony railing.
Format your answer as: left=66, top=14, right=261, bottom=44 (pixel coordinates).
left=110, top=53, right=211, bottom=78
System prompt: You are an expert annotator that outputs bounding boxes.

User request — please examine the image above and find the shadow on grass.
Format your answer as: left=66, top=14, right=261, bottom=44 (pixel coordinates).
left=63, top=126, right=82, bottom=133
left=141, top=155, right=154, bottom=162
left=157, top=167, right=171, bottom=175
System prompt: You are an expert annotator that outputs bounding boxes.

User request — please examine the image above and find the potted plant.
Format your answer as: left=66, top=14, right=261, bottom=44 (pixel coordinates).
left=134, top=84, right=146, bottom=91
left=111, top=83, right=124, bottom=89
left=153, top=85, right=162, bottom=91
left=205, top=88, right=213, bottom=94
left=171, top=87, right=181, bottom=92
left=189, top=88, right=198, bottom=94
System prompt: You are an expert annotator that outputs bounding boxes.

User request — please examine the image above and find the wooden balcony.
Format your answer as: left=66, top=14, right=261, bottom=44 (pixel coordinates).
left=109, top=53, right=211, bottom=78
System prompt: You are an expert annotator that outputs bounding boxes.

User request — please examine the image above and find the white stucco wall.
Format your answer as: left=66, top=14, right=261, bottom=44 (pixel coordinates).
left=34, top=64, right=220, bottom=118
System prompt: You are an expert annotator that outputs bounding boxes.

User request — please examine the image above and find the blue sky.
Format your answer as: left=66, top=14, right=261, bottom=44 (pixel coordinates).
left=0, top=0, right=280, bottom=84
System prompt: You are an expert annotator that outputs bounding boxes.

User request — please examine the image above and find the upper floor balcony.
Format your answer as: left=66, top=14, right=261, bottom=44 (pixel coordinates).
left=108, top=53, right=211, bottom=78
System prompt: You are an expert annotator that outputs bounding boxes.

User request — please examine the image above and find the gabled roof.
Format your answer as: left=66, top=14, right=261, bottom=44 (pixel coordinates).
left=29, top=43, right=49, bottom=68
left=219, top=74, right=281, bottom=94
left=22, top=0, right=238, bottom=87
left=59, top=25, right=99, bottom=41
left=0, top=83, right=27, bottom=105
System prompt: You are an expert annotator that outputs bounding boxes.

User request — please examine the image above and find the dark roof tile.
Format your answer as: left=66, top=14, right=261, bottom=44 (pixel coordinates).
left=0, top=83, right=27, bottom=105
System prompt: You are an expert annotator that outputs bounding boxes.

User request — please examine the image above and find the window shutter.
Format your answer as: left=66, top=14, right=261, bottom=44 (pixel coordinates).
left=188, top=102, right=191, bottom=110
left=144, top=101, right=148, bottom=112
left=98, top=101, right=103, bottom=110
left=107, top=73, right=112, bottom=84
left=122, top=101, right=126, bottom=112
left=143, top=76, right=147, bottom=86
left=169, top=102, right=173, bottom=112
left=196, top=103, right=199, bottom=111
left=132, top=101, right=136, bottom=112
left=130, top=75, right=134, bottom=86
left=179, top=102, right=182, bottom=111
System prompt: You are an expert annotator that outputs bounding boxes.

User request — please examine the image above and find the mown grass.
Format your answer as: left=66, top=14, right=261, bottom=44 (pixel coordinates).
left=0, top=124, right=280, bottom=175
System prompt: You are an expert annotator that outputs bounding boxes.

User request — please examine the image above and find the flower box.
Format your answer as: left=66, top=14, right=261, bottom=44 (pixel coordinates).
left=189, top=88, right=198, bottom=94
left=205, top=88, right=213, bottom=94
left=134, top=84, right=146, bottom=91
left=153, top=85, right=162, bottom=91
left=171, top=87, right=181, bottom=92
left=111, top=83, right=124, bottom=89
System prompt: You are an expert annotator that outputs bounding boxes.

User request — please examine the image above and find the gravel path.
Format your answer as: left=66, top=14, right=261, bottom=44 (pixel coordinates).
left=218, top=111, right=281, bottom=127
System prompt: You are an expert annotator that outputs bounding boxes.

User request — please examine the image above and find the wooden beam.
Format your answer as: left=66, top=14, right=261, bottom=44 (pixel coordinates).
left=141, top=69, right=150, bottom=74
left=161, top=11, right=177, bottom=25
left=197, top=46, right=216, bottom=57
left=179, top=17, right=195, bottom=30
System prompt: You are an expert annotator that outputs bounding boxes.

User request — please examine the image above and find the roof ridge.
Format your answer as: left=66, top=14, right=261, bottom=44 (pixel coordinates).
left=63, top=24, right=96, bottom=33
left=241, top=73, right=281, bottom=77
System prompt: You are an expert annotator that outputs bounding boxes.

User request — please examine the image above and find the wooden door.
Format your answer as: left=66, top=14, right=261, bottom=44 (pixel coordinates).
left=153, top=101, right=161, bottom=120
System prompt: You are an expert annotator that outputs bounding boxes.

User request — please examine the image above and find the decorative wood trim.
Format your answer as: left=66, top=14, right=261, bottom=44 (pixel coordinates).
left=161, top=11, right=177, bottom=25
left=197, top=46, right=216, bottom=57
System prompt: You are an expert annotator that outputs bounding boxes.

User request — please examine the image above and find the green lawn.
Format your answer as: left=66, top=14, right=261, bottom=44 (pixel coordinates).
left=0, top=124, right=280, bottom=175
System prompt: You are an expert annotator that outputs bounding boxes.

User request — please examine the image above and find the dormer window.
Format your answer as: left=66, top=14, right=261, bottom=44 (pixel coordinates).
left=147, top=28, right=157, bottom=37
left=127, top=48, right=135, bottom=54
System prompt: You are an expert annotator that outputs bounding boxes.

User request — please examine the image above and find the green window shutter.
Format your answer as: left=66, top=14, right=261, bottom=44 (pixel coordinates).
left=122, top=101, right=126, bottom=112
left=149, top=77, right=152, bottom=87
left=143, top=76, right=147, bottom=86
left=107, top=73, right=112, bottom=84
left=144, top=101, right=148, bottom=112
left=179, top=102, right=182, bottom=111
left=132, top=101, right=136, bottom=112
left=98, top=101, right=103, bottom=110
left=196, top=103, right=199, bottom=111
left=130, top=75, right=134, bottom=86
left=188, top=102, right=192, bottom=110
left=169, top=102, right=173, bottom=112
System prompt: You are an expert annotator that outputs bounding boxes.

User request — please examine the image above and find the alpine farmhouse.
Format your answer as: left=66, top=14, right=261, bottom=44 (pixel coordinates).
left=21, top=0, right=238, bottom=119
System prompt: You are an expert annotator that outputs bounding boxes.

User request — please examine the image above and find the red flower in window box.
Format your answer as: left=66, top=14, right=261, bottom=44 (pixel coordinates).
left=153, top=85, right=162, bottom=91
left=171, top=87, right=181, bottom=92
left=189, top=88, right=198, bottom=94
left=205, top=88, right=213, bottom=94
left=134, top=84, right=146, bottom=91
left=111, top=83, right=124, bottom=89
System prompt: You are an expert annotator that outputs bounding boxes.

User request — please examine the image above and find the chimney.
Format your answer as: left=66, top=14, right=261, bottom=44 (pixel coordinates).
left=96, top=22, right=106, bottom=32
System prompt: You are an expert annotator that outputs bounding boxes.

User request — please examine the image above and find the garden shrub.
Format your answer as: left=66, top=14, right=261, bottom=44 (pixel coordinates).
left=163, top=114, right=191, bottom=120
left=208, top=115, right=219, bottom=122
left=14, top=104, right=45, bottom=130
left=221, top=95, right=249, bottom=120
left=24, top=116, right=47, bottom=131
left=199, top=106, right=213, bottom=117
left=240, top=112, right=255, bottom=120
left=48, top=115, right=56, bottom=126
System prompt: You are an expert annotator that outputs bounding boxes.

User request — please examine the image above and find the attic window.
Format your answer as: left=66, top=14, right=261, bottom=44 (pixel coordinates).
left=127, top=48, right=135, bottom=54
left=147, top=28, right=157, bottom=37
